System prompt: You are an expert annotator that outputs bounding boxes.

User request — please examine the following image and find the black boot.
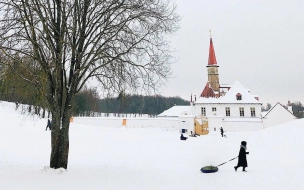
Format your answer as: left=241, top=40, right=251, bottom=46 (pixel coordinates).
left=234, top=166, right=237, bottom=171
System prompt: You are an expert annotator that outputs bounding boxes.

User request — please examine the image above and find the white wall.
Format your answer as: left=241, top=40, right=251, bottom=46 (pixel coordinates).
left=125, top=118, right=180, bottom=129
left=206, top=115, right=263, bottom=132
left=72, top=117, right=180, bottom=129
left=75, top=113, right=152, bottom=118
left=72, top=117, right=122, bottom=128
left=223, top=121, right=263, bottom=132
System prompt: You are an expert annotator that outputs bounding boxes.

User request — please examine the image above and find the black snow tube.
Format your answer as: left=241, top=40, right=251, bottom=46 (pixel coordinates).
left=200, top=166, right=219, bottom=173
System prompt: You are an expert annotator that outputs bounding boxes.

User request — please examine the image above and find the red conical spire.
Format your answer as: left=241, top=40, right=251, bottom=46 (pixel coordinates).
left=208, top=37, right=217, bottom=65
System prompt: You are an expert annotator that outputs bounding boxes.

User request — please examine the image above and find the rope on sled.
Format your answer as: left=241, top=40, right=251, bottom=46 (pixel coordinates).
left=217, top=156, right=238, bottom=167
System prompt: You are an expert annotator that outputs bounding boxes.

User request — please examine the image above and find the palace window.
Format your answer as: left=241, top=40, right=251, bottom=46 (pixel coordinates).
left=225, top=107, right=230, bottom=116
left=212, top=107, right=217, bottom=112
left=201, top=107, right=206, bottom=116
left=239, top=107, right=244, bottom=117
left=250, top=107, right=256, bottom=117
left=236, top=93, right=242, bottom=100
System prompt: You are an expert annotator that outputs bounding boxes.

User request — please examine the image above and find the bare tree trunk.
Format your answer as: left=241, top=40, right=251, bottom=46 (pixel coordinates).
left=50, top=109, right=71, bottom=169
left=42, top=108, right=45, bottom=118
left=50, top=130, right=69, bottom=168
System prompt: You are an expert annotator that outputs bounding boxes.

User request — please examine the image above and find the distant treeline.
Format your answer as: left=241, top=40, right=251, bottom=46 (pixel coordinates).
left=73, top=88, right=190, bottom=117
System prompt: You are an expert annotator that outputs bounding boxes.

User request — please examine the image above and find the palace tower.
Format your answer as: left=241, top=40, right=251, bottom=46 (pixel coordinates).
left=206, top=36, right=220, bottom=94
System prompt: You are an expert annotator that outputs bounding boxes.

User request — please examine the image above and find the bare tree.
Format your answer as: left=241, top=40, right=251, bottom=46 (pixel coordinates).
left=0, top=0, right=179, bottom=169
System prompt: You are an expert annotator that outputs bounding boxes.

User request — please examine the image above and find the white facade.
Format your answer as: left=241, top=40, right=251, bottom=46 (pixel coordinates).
left=192, top=103, right=263, bottom=131
left=192, top=103, right=262, bottom=119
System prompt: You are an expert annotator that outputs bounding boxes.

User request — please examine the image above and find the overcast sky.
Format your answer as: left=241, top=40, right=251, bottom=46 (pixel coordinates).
left=157, top=0, right=304, bottom=106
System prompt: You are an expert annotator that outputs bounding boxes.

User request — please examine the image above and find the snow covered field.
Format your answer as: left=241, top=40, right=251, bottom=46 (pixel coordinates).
left=1, top=101, right=304, bottom=190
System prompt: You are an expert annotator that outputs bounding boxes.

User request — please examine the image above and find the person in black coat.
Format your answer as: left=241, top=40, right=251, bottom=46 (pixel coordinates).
left=220, top=127, right=224, bottom=137
left=234, top=141, right=249, bottom=172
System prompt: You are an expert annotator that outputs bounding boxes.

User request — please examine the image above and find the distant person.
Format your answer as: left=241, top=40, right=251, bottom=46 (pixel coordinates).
left=180, top=133, right=187, bottom=140
left=234, top=141, right=249, bottom=172
left=15, top=102, right=19, bottom=110
left=220, top=127, right=224, bottom=137
left=45, top=119, right=52, bottom=131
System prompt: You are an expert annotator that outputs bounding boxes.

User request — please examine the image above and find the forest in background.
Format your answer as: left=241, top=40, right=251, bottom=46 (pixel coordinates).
left=73, top=88, right=189, bottom=117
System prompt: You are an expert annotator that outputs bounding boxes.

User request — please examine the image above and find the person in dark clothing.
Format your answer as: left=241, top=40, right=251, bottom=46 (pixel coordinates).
left=15, top=102, right=19, bottom=110
left=180, top=133, right=187, bottom=140
left=220, top=127, right=224, bottom=137
left=234, top=141, right=249, bottom=172
left=45, top=119, right=52, bottom=131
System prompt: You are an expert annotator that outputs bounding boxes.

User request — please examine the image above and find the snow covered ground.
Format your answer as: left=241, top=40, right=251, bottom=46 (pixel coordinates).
left=1, top=101, right=304, bottom=190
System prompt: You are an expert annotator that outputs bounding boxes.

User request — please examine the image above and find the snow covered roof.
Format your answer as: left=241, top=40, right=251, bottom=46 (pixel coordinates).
left=195, top=81, right=261, bottom=104
left=262, top=102, right=295, bottom=118
left=157, top=106, right=193, bottom=117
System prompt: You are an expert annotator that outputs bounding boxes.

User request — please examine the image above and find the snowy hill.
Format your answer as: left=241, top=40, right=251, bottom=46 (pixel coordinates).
left=0, top=101, right=304, bottom=189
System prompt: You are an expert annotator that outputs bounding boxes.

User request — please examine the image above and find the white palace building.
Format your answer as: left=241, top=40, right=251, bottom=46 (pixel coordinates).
left=158, top=36, right=296, bottom=134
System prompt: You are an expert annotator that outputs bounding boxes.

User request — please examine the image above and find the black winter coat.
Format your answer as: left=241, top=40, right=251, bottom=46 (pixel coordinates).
left=237, top=146, right=248, bottom=167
